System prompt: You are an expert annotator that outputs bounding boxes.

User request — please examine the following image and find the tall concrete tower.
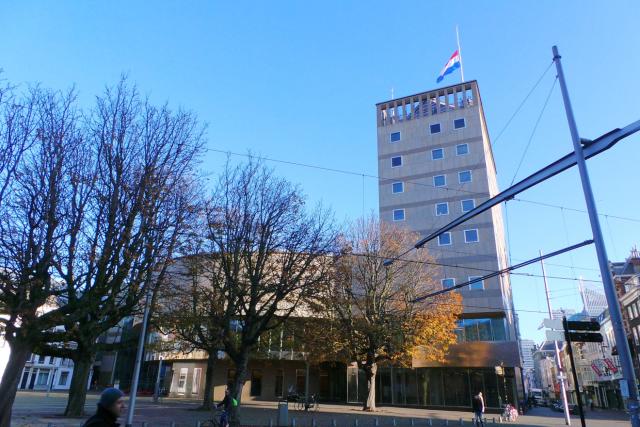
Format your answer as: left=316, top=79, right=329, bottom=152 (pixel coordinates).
left=374, top=81, right=522, bottom=409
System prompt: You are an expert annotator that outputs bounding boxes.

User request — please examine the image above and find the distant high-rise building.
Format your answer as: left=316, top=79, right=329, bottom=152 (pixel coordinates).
left=581, top=286, right=608, bottom=317
left=520, top=339, right=536, bottom=373
left=375, top=81, right=521, bottom=409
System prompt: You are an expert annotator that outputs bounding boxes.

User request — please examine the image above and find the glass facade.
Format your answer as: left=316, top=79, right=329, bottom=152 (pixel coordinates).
left=455, top=317, right=507, bottom=342
left=349, top=366, right=516, bottom=409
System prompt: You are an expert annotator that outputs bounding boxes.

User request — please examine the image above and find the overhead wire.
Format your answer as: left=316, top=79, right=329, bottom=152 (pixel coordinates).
left=491, top=60, right=555, bottom=147
left=509, top=76, right=558, bottom=186
left=204, top=147, right=640, bottom=226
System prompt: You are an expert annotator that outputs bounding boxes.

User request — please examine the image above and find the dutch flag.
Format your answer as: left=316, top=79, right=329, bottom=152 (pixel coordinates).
left=436, top=50, right=462, bottom=83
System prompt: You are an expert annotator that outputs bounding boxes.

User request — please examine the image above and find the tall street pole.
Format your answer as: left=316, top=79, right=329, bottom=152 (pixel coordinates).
left=552, top=45, right=640, bottom=426
left=125, top=290, right=152, bottom=427
left=540, top=250, right=571, bottom=425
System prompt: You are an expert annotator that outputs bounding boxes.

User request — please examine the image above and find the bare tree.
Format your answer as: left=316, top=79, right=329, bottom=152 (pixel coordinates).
left=0, top=77, right=205, bottom=422
left=0, top=86, right=80, bottom=427
left=317, top=216, right=463, bottom=412
left=204, top=159, right=336, bottom=426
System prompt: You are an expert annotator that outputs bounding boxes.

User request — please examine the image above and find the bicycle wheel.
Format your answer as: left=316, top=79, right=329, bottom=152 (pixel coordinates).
left=295, top=400, right=304, bottom=411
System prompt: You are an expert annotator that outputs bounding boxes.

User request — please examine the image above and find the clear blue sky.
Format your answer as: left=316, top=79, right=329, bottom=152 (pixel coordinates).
left=2, top=1, right=638, bottom=343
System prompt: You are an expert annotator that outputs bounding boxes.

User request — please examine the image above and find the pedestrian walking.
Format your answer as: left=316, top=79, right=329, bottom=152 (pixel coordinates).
left=82, top=388, right=125, bottom=427
left=472, top=391, right=485, bottom=427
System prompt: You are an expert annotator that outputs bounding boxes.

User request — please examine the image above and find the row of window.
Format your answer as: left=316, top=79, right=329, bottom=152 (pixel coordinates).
left=389, top=118, right=466, bottom=143
left=627, top=301, right=640, bottom=321
left=390, top=170, right=472, bottom=193
left=442, top=276, right=485, bottom=290
left=389, top=143, right=469, bottom=168
left=455, top=317, right=507, bottom=342
left=391, top=211, right=479, bottom=243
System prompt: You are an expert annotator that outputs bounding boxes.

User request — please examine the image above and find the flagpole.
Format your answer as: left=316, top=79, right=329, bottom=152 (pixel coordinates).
left=456, top=25, right=465, bottom=82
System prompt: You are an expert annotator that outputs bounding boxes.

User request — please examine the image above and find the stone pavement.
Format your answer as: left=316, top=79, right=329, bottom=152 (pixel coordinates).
left=10, top=391, right=630, bottom=427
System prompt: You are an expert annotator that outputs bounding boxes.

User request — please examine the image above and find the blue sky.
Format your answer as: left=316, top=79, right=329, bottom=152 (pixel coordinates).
left=1, top=1, right=638, bottom=343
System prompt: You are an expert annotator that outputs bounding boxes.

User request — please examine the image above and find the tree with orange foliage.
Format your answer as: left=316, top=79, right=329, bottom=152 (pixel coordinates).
left=315, top=216, right=462, bottom=411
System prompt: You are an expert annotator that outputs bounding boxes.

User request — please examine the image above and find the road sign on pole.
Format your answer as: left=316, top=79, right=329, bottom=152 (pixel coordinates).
left=546, top=330, right=566, bottom=342
left=543, top=319, right=564, bottom=330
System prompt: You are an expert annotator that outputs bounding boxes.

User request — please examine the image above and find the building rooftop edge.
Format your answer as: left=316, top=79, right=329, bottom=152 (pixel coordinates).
left=375, top=80, right=479, bottom=106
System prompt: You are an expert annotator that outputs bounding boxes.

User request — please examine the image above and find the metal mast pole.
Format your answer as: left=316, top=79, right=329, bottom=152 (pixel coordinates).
left=541, top=250, right=571, bottom=425
left=125, top=290, right=152, bottom=427
left=552, top=45, right=640, bottom=426
left=456, top=25, right=465, bottom=82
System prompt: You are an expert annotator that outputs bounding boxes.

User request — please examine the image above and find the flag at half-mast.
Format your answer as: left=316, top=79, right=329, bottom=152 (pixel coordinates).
left=436, top=50, right=461, bottom=83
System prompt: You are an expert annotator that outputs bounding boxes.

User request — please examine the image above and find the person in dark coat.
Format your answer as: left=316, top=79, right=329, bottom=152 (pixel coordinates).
left=217, top=388, right=233, bottom=427
left=82, top=388, right=125, bottom=427
left=472, top=391, right=485, bottom=427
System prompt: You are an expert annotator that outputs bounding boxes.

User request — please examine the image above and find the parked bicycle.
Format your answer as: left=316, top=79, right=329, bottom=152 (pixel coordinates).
left=294, top=394, right=319, bottom=412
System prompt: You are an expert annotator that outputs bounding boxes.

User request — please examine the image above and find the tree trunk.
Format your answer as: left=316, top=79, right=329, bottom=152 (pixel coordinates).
left=363, top=362, right=377, bottom=412
left=229, top=352, right=249, bottom=427
left=0, top=339, right=31, bottom=427
left=201, top=351, right=216, bottom=410
left=64, top=357, right=93, bottom=416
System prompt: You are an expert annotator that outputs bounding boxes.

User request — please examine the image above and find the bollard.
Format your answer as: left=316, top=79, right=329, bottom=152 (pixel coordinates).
left=444, top=420, right=449, bottom=426
left=292, top=418, right=296, bottom=427
left=410, top=418, right=415, bottom=427
left=392, top=419, right=397, bottom=427
left=428, top=419, right=433, bottom=427
left=332, top=419, right=337, bottom=427
left=375, top=418, right=379, bottom=427
left=143, top=423, right=148, bottom=427
left=460, top=417, right=463, bottom=426
left=170, top=422, right=176, bottom=427
left=492, top=418, right=496, bottom=425
left=354, top=418, right=359, bottom=427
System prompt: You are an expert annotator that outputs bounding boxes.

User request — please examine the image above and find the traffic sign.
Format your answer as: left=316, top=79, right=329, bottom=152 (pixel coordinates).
left=546, top=330, right=566, bottom=341
left=543, top=318, right=564, bottom=330
left=568, top=332, right=603, bottom=343
left=566, top=320, right=600, bottom=331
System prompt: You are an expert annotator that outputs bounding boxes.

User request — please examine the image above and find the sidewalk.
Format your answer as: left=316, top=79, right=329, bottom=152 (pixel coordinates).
left=10, top=392, right=630, bottom=427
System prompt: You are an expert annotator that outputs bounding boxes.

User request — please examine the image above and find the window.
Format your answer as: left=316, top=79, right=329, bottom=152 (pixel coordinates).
left=435, top=202, right=449, bottom=216
left=390, top=131, right=401, bottom=143
left=36, top=371, right=49, bottom=386
left=461, top=199, right=475, bottom=212
left=58, top=371, right=69, bottom=386
left=442, top=278, right=456, bottom=289
left=431, top=148, right=444, bottom=160
left=458, top=170, right=472, bottom=183
left=275, top=369, right=284, bottom=398
left=391, top=156, right=402, bottom=167
left=456, top=143, right=469, bottom=155
left=429, top=123, right=441, bottom=134
left=38, top=355, right=45, bottom=364
left=468, top=276, right=485, bottom=290
left=438, top=232, right=452, bottom=246
left=296, top=369, right=306, bottom=394
left=250, top=369, right=263, bottom=396
left=177, top=368, right=188, bottom=393
left=455, top=317, right=507, bottom=342
left=393, top=209, right=405, bottom=221
left=454, top=118, right=466, bottom=129
left=433, top=175, right=446, bottom=187
left=392, top=182, right=404, bottom=194
left=192, top=368, right=202, bottom=395
left=464, top=229, right=479, bottom=243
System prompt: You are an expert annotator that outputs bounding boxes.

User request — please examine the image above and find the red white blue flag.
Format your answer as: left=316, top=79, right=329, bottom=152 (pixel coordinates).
left=436, top=50, right=461, bottom=83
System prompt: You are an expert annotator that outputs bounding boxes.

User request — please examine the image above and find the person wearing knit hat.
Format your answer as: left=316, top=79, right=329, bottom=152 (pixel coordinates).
left=82, top=387, right=125, bottom=427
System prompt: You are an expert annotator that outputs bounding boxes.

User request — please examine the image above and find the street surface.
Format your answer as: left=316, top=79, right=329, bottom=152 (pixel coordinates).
left=11, top=391, right=630, bottom=427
